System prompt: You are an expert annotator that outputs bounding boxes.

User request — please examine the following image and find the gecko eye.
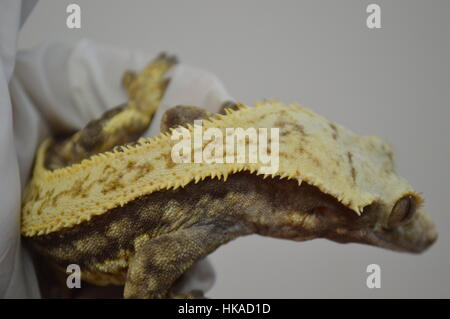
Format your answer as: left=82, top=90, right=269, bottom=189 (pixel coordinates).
left=388, top=196, right=416, bottom=227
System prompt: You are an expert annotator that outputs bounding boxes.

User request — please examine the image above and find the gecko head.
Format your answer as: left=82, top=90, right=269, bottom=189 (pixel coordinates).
left=314, top=194, right=437, bottom=254
left=248, top=179, right=437, bottom=254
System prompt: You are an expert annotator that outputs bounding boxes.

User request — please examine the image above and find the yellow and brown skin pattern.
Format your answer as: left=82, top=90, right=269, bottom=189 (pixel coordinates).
left=45, top=53, right=177, bottom=170
left=23, top=56, right=437, bottom=298
left=27, top=104, right=437, bottom=298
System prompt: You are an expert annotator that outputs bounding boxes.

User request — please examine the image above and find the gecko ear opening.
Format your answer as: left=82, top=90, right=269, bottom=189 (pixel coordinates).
left=387, top=195, right=416, bottom=228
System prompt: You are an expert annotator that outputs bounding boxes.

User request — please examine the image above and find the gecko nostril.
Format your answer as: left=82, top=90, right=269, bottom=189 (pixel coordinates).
left=426, top=229, right=438, bottom=246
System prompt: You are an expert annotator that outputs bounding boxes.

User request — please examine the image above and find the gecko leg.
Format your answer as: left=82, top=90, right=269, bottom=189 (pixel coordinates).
left=124, top=223, right=246, bottom=299
left=122, top=52, right=177, bottom=115
left=45, top=53, right=177, bottom=170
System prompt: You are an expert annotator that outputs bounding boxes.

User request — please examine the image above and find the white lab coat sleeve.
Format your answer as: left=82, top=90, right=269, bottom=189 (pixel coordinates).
left=5, top=37, right=233, bottom=297
left=0, top=0, right=40, bottom=299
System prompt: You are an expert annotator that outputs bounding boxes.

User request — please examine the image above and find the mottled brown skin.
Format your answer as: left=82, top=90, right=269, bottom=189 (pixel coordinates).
left=44, top=104, right=137, bottom=170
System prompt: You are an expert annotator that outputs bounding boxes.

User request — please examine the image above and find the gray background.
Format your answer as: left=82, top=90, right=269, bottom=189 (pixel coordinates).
left=18, top=0, right=450, bottom=298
